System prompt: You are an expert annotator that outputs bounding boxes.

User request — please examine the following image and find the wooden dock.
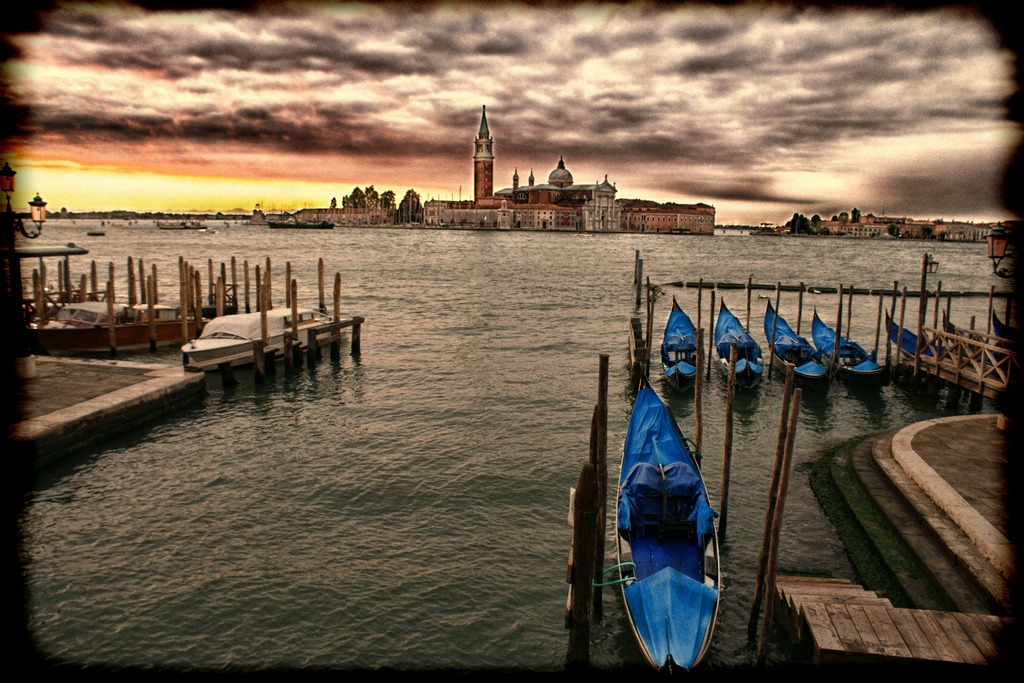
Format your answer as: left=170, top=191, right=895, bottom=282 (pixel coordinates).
left=894, top=324, right=1018, bottom=400
left=665, top=280, right=1014, bottom=298
left=774, top=576, right=1010, bottom=666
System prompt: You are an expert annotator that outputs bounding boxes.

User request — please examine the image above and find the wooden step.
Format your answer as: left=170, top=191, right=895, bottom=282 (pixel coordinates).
left=775, top=577, right=891, bottom=640
left=774, top=576, right=1009, bottom=666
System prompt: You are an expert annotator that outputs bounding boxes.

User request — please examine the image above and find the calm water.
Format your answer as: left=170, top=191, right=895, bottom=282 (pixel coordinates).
left=17, top=220, right=1013, bottom=671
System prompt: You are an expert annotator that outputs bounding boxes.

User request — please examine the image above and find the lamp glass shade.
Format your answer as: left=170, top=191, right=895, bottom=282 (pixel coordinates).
left=29, top=194, right=47, bottom=223
left=988, top=233, right=1008, bottom=259
left=0, top=163, right=15, bottom=193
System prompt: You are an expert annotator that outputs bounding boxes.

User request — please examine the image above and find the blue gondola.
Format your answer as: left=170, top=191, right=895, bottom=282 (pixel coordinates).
left=661, top=296, right=698, bottom=388
left=713, top=300, right=763, bottom=387
left=763, top=300, right=828, bottom=385
left=812, top=310, right=887, bottom=383
left=614, top=378, right=720, bottom=672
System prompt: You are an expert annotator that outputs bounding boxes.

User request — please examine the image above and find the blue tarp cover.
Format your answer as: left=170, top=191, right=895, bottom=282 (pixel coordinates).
left=617, top=462, right=716, bottom=546
left=884, top=311, right=934, bottom=357
left=617, top=387, right=719, bottom=670
left=714, top=302, right=762, bottom=364
left=664, top=361, right=697, bottom=380
left=623, top=567, right=719, bottom=670
left=764, top=301, right=818, bottom=364
left=661, top=298, right=697, bottom=370
left=812, top=311, right=874, bottom=363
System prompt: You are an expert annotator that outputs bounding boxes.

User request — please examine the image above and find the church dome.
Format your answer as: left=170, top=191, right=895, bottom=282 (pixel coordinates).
left=548, top=156, right=573, bottom=186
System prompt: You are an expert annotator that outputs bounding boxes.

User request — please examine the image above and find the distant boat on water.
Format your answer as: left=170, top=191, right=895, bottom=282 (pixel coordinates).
left=267, top=215, right=334, bottom=230
left=157, top=220, right=207, bottom=230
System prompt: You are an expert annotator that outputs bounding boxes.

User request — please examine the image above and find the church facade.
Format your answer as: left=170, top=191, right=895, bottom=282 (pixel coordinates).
left=424, top=106, right=620, bottom=231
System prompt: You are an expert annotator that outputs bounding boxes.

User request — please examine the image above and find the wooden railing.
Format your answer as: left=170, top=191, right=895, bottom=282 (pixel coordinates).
left=900, top=325, right=1018, bottom=399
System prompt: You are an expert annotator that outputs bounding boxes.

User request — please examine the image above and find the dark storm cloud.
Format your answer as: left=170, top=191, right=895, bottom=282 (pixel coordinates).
left=38, top=4, right=452, bottom=79
left=6, top=1, right=1016, bottom=221
left=865, top=150, right=1009, bottom=219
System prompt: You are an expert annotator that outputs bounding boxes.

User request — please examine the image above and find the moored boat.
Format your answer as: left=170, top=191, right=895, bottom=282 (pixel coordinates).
left=267, top=215, right=334, bottom=229
left=157, top=220, right=207, bottom=230
left=713, top=300, right=763, bottom=387
left=812, top=310, right=887, bottom=383
left=180, top=308, right=334, bottom=370
left=614, top=378, right=720, bottom=672
left=660, top=296, right=698, bottom=388
left=31, top=301, right=202, bottom=355
left=763, top=300, right=828, bottom=385
left=884, top=310, right=934, bottom=360
left=992, top=310, right=1016, bottom=342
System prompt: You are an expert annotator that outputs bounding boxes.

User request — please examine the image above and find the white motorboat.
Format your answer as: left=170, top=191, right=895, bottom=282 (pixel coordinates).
left=181, top=308, right=334, bottom=370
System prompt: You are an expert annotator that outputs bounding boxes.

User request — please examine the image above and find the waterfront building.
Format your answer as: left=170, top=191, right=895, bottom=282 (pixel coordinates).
left=618, top=199, right=716, bottom=234
left=424, top=106, right=621, bottom=231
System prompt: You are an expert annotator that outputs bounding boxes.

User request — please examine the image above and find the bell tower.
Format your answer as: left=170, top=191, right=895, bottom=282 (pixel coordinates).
left=473, top=105, right=494, bottom=202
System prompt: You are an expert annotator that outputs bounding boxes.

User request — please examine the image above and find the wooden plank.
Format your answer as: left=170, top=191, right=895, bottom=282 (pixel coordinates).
left=886, top=608, right=940, bottom=661
left=931, top=611, right=987, bottom=665
left=800, top=601, right=844, bottom=661
left=953, top=613, right=1002, bottom=663
left=777, top=576, right=856, bottom=587
left=784, top=584, right=881, bottom=597
left=824, top=604, right=868, bottom=654
left=910, top=610, right=964, bottom=663
left=844, top=604, right=884, bottom=655
left=772, top=592, right=801, bottom=639
left=860, top=604, right=913, bottom=659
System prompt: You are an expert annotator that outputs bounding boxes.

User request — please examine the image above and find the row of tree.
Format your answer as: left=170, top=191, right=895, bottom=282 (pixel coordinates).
left=786, top=207, right=872, bottom=235
left=333, top=186, right=423, bottom=223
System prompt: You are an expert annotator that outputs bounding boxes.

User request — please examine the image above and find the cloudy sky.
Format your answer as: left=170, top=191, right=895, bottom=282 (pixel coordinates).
left=1, top=1, right=1020, bottom=226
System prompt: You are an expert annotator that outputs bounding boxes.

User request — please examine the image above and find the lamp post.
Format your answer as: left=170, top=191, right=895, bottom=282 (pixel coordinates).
left=1, top=161, right=47, bottom=377
left=987, top=226, right=1015, bottom=278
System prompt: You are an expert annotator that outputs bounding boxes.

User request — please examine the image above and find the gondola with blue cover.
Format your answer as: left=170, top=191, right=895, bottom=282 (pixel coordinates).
left=764, top=300, right=828, bottom=385
left=713, top=300, right=763, bottom=387
left=661, top=296, right=698, bottom=388
left=614, top=377, right=720, bottom=672
left=812, top=309, right=887, bottom=383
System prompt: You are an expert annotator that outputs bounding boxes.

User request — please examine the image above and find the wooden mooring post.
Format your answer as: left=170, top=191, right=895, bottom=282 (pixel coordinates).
left=635, top=257, right=643, bottom=309
left=106, top=280, right=116, bottom=356
left=719, top=341, right=737, bottom=539
left=565, top=356, right=602, bottom=663
left=695, top=328, right=704, bottom=455
left=628, top=313, right=645, bottom=388
left=591, top=354, right=609, bottom=620
left=244, top=260, right=251, bottom=313
left=796, top=282, right=805, bottom=335
left=565, top=354, right=608, bottom=667
left=331, top=273, right=342, bottom=359
left=766, top=282, right=780, bottom=381
left=565, top=461, right=598, bottom=668
left=707, top=289, right=716, bottom=380
left=747, top=364, right=795, bottom=640
left=755, top=385, right=802, bottom=668
left=146, top=275, right=157, bottom=352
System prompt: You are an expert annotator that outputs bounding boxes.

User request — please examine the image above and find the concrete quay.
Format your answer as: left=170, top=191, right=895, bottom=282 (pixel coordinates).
left=10, top=356, right=205, bottom=470
left=850, top=412, right=1017, bottom=619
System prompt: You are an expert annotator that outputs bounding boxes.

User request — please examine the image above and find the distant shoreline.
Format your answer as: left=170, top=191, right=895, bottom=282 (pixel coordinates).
left=48, top=216, right=991, bottom=242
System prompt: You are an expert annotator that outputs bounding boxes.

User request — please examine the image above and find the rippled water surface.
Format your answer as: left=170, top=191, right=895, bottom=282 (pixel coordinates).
left=18, top=220, right=1013, bottom=671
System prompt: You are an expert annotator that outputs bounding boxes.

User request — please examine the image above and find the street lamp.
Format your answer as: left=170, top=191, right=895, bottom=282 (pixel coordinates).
left=987, top=226, right=1014, bottom=278
left=1, top=161, right=42, bottom=375
left=26, top=193, right=48, bottom=238
left=1, top=162, right=47, bottom=239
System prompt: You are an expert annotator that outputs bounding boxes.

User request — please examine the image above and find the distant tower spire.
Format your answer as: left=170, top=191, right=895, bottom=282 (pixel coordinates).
left=513, top=167, right=519, bottom=190
left=473, top=105, right=494, bottom=203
